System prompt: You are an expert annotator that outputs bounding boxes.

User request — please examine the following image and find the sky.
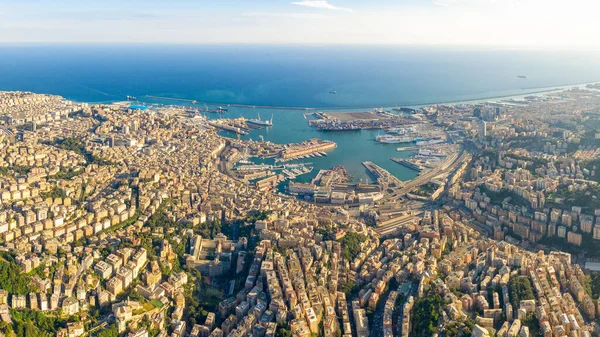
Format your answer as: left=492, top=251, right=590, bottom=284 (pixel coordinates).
left=1, top=0, right=599, bottom=48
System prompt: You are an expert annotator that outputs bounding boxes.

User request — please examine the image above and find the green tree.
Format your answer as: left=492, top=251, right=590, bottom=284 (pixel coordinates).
left=339, top=232, right=367, bottom=261
left=509, top=276, right=534, bottom=309
left=0, top=253, right=38, bottom=294
left=411, top=290, right=443, bottom=337
left=96, top=323, right=119, bottom=337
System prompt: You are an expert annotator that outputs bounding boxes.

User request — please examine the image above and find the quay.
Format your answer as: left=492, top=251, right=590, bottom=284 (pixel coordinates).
left=280, top=139, right=336, bottom=160
left=209, top=121, right=248, bottom=135
left=208, top=118, right=253, bottom=135
left=362, top=161, right=385, bottom=180
left=362, top=161, right=404, bottom=188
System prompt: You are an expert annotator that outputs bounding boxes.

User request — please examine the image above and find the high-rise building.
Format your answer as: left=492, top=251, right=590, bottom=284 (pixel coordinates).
left=479, top=121, right=487, bottom=141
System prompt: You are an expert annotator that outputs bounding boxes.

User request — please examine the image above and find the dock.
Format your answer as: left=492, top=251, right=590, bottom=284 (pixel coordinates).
left=208, top=118, right=254, bottom=135
left=362, top=161, right=386, bottom=180
left=209, top=121, right=248, bottom=135
left=362, top=161, right=404, bottom=188
left=280, top=139, right=336, bottom=160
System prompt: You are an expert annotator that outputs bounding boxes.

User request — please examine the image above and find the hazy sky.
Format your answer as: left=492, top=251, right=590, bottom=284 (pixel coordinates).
left=1, top=0, right=598, bottom=48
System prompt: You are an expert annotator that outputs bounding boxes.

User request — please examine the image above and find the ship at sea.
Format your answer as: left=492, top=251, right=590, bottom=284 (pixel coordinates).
left=375, top=135, right=415, bottom=144
left=126, top=95, right=137, bottom=101
left=247, top=113, right=273, bottom=127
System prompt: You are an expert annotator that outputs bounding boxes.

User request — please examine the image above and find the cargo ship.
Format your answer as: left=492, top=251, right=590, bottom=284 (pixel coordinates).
left=376, top=135, right=415, bottom=144
left=247, top=113, right=273, bottom=127
left=209, top=106, right=228, bottom=113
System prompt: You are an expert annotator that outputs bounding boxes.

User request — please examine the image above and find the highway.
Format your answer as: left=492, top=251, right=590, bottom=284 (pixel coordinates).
left=372, top=147, right=470, bottom=236
left=389, top=146, right=469, bottom=198
left=375, top=214, right=421, bottom=236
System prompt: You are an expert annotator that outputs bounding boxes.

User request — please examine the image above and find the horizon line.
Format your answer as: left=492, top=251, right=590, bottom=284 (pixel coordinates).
left=1, top=42, right=600, bottom=52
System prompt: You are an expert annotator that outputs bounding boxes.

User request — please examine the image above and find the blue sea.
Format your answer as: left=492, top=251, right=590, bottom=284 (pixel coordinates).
left=1, top=45, right=599, bottom=182
left=0, top=45, right=599, bottom=107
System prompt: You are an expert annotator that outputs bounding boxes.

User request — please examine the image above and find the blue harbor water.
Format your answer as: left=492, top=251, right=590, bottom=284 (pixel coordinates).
left=1, top=45, right=599, bottom=181
left=209, top=108, right=419, bottom=183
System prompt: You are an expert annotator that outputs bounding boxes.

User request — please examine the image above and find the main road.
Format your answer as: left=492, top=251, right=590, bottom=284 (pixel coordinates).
left=389, top=146, right=469, bottom=198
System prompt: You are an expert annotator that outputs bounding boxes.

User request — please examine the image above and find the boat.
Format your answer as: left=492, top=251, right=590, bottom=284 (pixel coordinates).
left=375, top=135, right=415, bottom=144
left=329, top=90, right=337, bottom=94
left=247, top=113, right=273, bottom=127
left=126, top=95, right=137, bottom=101
left=208, top=106, right=228, bottom=113
left=517, top=75, right=527, bottom=79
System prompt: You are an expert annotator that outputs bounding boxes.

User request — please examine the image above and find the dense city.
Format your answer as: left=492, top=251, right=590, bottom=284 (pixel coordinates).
left=1, top=85, right=600, bottom=337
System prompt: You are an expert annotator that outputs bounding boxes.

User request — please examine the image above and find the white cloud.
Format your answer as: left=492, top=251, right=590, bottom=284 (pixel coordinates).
left=432, top=0, right=501, bottom=7
left=243, top=12, right=328, bottom=19
left=291, top=1, right=353, bottom=12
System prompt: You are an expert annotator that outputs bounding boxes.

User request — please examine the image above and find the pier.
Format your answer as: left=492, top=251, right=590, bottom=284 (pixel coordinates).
left=208, top=117, right=256, bottom=135
left=209, top=121, right=248, bottom=135
left=362, top=161, right=404, bottom=188
left=362, top=161, right=386, bottom=180
left=280, top=139, right=336, bottom=160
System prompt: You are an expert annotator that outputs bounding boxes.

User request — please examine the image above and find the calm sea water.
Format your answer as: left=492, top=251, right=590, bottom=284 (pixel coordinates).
left=1, top=45, right=600, bottom=107
left=1, top=45, right=599, bottom=181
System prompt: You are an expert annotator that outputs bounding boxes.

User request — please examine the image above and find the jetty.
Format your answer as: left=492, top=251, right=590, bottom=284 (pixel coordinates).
left=208, top=118, right=251, bottom=135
